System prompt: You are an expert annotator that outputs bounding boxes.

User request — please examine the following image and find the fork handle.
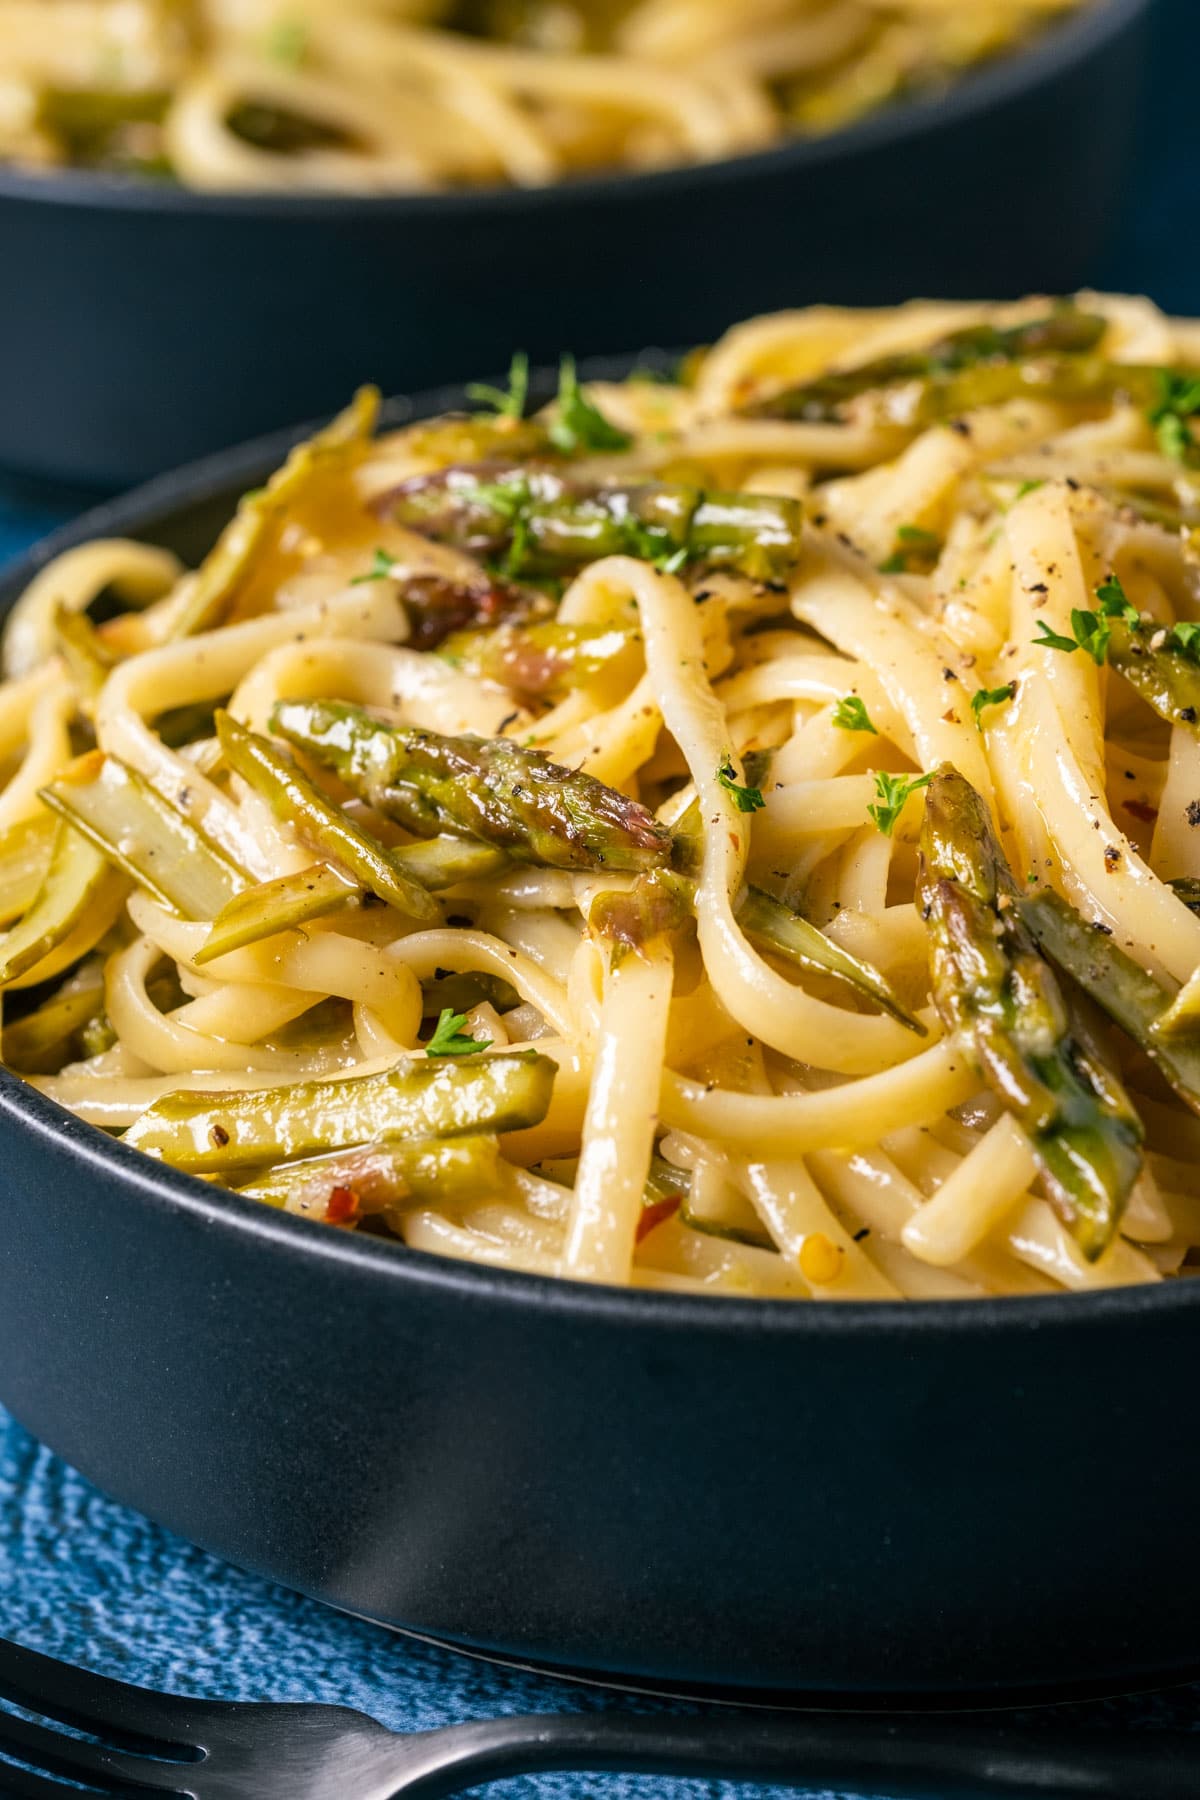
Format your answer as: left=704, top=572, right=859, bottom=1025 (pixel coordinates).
left=391, top=1709, right=1199, bottom=1799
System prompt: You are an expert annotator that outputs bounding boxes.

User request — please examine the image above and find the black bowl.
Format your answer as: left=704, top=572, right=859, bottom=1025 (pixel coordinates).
left=0, top=383, right=1199, bottom=1705
left=0, top=0, right=1152, bottom=489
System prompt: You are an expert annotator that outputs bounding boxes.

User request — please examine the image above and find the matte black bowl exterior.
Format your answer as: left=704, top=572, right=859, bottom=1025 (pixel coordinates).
left=0, top=0, right=1151, bottom=489
left=0, top=392, right=1197, bottom=1702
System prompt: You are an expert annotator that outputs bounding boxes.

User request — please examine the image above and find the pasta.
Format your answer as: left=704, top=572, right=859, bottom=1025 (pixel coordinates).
left=5, top=288, right=1200, bottom=1303
left=0, top=0, right=1089, bottom=191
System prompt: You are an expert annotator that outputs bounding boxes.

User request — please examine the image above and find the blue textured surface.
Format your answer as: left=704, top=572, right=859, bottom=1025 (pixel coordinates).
left=2, top=3, right=1199, bottom=1793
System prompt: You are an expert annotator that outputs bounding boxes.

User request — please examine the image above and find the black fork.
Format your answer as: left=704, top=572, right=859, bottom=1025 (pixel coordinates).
left=0, top=1634, right=1196, bottom=1799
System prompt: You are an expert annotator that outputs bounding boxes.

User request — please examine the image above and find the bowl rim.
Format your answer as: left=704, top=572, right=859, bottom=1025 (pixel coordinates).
left=0, top=0, right=1150, bottom=220
left=2, top=350, right=1194, bottom=1342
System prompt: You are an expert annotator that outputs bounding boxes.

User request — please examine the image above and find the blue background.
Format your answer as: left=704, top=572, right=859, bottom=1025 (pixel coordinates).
left=1, top=2, right=1198, bottom=1794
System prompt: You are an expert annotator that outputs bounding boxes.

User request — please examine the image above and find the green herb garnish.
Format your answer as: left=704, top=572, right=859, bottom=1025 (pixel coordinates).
left=1149, top=370, right=1200, bottom=465
left=1096, top=573, right=1139, bottom=623
left=549, top=355, right=633, bottom=455
left=1033, top=618, right=1087, bottom=656
left=970, top=684, right=1015, bottom=725
left=264, top=17, right=308, bottom=66
left=425, top=1008, right=493, bottom=1057
left=832, top=694, right=878, bottom=735
left=717, top=758, right=766, bottom=814
left=467, top=351, right=530, bottom=421
left=868, top=770, right=933, bottom=837
left=880, top=523, right=941, bottom=575
left=350, top=547, right=399, bottom=585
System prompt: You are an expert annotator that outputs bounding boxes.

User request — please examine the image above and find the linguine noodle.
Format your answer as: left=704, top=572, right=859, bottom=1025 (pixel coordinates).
left=4, top=289, right=1200, bottom=1301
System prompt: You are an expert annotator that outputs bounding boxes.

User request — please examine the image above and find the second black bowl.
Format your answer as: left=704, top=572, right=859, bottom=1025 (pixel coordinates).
left=0, top=0, right=1151, bottom=488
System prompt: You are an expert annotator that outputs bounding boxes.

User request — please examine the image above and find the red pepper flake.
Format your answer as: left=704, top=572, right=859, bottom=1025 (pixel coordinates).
left=326, top=1186, right=361, bottom=1226
left=636, top=1195, right=682, bottom=1244
left=1123, top=798, right=1159, bottom=824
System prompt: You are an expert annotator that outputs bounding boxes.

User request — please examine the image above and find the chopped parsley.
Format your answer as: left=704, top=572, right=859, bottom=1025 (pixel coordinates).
left=1015, top=479, right=1046, bottom=501
left=425, top=1008, right=492, bottom=1057
left=1070, top=609, right=1113, bottom=666
left=1173, top=620, right=1200, bottom=661
left=1096, top=572, right=1139, bottom=623
left=1031, top=618, right=1081, bottom=655
left=1033, top=573, right=1200, bottom=672
left=868, top=770, right=933, bottom=837
left=350, top=546, right=399, bottom=585
left=264, top=17, right=309, bottom=66
left=717, top=757, right=766, bottom=813
left=880, top=523, right=940, bottom=575
left=970, top=683, right=1015, bottom=725
left=1149, top=370, right=1200, bottom=465
left=832, top=694, right=877, bottom=734
left=549, top=355, right=633, bottom=455
left=466, top=350, right=529, bottom=421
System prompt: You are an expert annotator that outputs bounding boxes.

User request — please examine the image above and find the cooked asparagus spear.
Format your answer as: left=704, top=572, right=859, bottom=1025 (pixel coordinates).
left=588, top=870, right=694, bottom=959
left=271, top=699, right=673, bottom=873
left=1019, top=888, right=1200, bottom=1114
left=233, top=1134, right=502, bottom=1219
left=1, top=967, right=109, bottom=1074
left=376, top=466, right=804, bottom=584
left=670, top=784, right=920, bottom=1028
left=125, top=1049, right=557, bottom=1171
left=0, top=813, right=56, bottom=926
left=918, top=765, right=1143, bottom=1259
left=41, top=751, right=245, bottom=920
left=170, top=387, right=378, bottom=640
left=743, top=307, right=1108, bottom=421
left=438, top=620, right=637, bottom=700
left=739, top=885, right=925, bottom=1034
left=378, top=569, right=551, bottom=652
left=215, top=711, right=439, bottom=923
left=1033, top=576, right=1200, bottom=734
left=196, top=863, right=360, bottom=964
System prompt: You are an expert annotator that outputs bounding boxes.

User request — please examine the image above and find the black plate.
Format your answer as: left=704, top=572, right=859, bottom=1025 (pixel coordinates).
left=0, top=0, right=1151, bottom=488
left=0, top=380, right=1198, bottom=1705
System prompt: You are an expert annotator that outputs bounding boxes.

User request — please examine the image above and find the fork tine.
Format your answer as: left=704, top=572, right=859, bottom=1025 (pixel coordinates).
left=0, top=1638, right=215, bottom=1755
left=0, top=1713, right=196, bottom=1797
left=0, top=1755, right=92, bottom=1800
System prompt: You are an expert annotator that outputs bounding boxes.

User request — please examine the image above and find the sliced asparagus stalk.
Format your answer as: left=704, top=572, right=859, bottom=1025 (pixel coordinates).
left=215, top=711, right=438, bottom=923
left=439, top=620, right=636, bottom=700
left=376, top=465, right=804, bottom=584
left=739, top=885, right=925, bottom=1034
left=195, top=862, right=360, bottom=964
left=0, top=823, right=128, bottom=988
left=125, top=1049, right=557, bottom=1171
left=41, top=751, right=244, bottom=919
left=670, top=783, right=918, bottom=1028
left=233, top=1134, right=502, bottom=1219
left=392, top=835, right=510, bottom=890
left=272, top=699, right=673, bottom=873
left=388, top=569, right=551, bottom=652
left=743, top=307, right=1108, bottom=421
left=918, top=765, right=1143, bottom=1260
left=589, top=870, right=694, bottom=959
left=1019, top=888, right=1200, bottom=1113
left=170, top=387, right=378, bottom=640
left=0, top=812, right=56, bottom=926
left=54, top=602, right=113, bottom=699
left=1104, top=616, right=1200, bottom=733
left=1, top=965, right=108, bottom=1072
